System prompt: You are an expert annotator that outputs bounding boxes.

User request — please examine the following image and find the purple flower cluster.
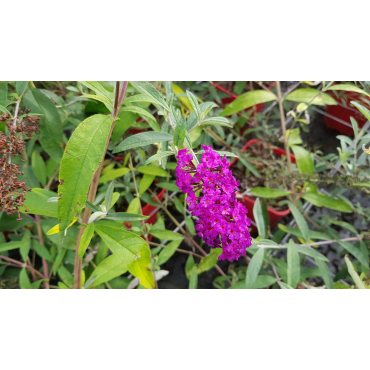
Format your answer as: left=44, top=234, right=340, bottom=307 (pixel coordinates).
left=176, top=145, right=252, bottom=261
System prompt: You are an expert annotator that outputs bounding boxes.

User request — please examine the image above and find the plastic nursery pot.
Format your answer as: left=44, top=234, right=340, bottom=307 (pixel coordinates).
left=211, top=82, right=276, bottom=134
left=325, top=91, right=370, bottom=136
left=232, top=139, right=296, bottom=234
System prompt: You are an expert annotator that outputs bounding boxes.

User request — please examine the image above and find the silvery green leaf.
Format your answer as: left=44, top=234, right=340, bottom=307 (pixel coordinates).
left=88, top=211, right=107, bottom=224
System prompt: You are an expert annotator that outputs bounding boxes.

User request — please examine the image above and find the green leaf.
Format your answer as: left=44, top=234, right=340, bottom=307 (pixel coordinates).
left=296, top=245, right=329, bottom=262
left=290, top=145, right=315, bottom=174
left=278, top=281, right=294, bottom=289
left=253, top=198, right=266, bottom=239
left=156, top=182, right=179, bottom=192
left=98, top=168, right=129, bottom=183
left=57, top=114, right=114, bottom=234
left=245, top=248, right=264, bottom=288
left=33, top=240, right=53, bottom=262
left=127, top=198, right=140, bottom=214
left=139, top=174, right=155, bottom=195
left=301, top=193, right=353, bottom=213
left=327, top=84, right=370, bottom=97
left=315, top=258, right=333, bottom=289
left=123, top=94, right=157, bottom=105
left=85, top=254, right=128, bottom=288
left=196, top=150, right=238, bottom=158
left=189, top=270, right=198, bottom=289
left=31, top=151, right=47, bottom=187
left=94, top=221, right=154, bottom=289
left=149, top=230, right=184, bottom=241
left=104, top=182, right=114, bottom=214
left=0, top=104, right=11, bottom=114
left=287, top=240, right=300, bottom=288
left=173, top=121, right=187, bottom=148
left=278, top=224, right=332, bottom=241
left=186, top=91, right=201, bottom=119
left=285, top=88, right=337, bottom=106
left=350, top=101, right=370, bottom=122
left=157, top=239, right=182, bottom=265
left=111, top=111, right=138, bottom=144
left=185, top=254, right=196, bottom=278
left=238, top=156, right=261, bottom=178
left=113, top=132, right=173, bottom=153
left=104, top=212, right=148, bottom=222
left=345, top=255, right=366, bottom=289
left=58, top=265, right=74, bottom=287
left=19, top=188, right=58, bottom=218
left=201, top=117, right=233, bottom=127
left=79, top=81, right=113, bottom=103
left=197, top=248, right=222, bottom=274
left=250, top=187, right=291, bottom=198
left=80, top=94, right=113, bottom=111
left=78, top=223, right=95, bottom=258
left=23, top=87, right=64, bottom=162
left=130, top=81, right=169, bottom=111
left=220, top=90, right=277, bottom=116
left=19, top=268, right=31, bottom=289
left=16, top=81, right=29, bottom=96
left=287, top=201, right=309, bottom=242
left=19, top=230, right=31, bottom=263
left=230, top=275, right=276, bottom=289
left=338, top=241, right=367, bottom=267
left=329, top=218, right=357, bottom=235
left=120, top=106, right=160, bottom=132
left=185, top=217, right=196, bottom=235
left=144, top=151, right=174, bottom=165
left=136, top=165, right=169, bottom=177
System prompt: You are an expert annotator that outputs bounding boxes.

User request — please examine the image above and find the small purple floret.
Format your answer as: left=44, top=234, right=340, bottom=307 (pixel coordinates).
left=176, top=145, right=252, bottom=261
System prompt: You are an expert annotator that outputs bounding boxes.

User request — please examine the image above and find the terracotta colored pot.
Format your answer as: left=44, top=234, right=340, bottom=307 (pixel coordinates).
left=232, top=139, right=296, bottom=233
left=325, top=91, right=370, bottom=136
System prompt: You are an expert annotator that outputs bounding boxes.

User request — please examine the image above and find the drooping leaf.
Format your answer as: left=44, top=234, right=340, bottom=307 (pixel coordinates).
left=130, top=81, right=169, bottom=111
left=327, top=84, right=370, bottom=97
left=287, top=201, right=309, bottom=243
left=136, top=165, right=169, bottom=177
left=250, top=187, right=291, bottom=199
left=123, top=94, right=157, bottom=105
left=285, top=88, right=337, bottom=106
left=98, top=168, right=130, bottom=183
left=33, top=240, right=53, bottom=261
left=186, top=90, right=201, bottom=119
left=103, top=212, right=148, bottom=222
left=253, top=198, right=266, bottom=239
left=139, top=174, right=155, bottom=195
left=338, top=241, right=368, bottom=267
left=57, top=114, right=114, bottom=234
left=245, top=248, right=264, bottom=288
left=315, top=258, right=333, bottom=289
left=78, top=223, right=95, bottom=258
left=144, top=151, right=174, bottom=165
left=120, top=106, right=160, bottom=132
left=156, top=182, right=179, bottom=192
left=220, top=90, right=277, bottom=116
left=350, top=101, right=370, bottom=122
left=201, top=117, right=233, bottom=127
left=113, top=132, right=173, bottom=153
left=85, top=254, right=128, bottom=288
left=19, top=268, right=31, bottom=289
left=301, top=193, right=353, bottom=213
left=287, top=240, right=300, bottom=288
left=157, top=240, right=182, bottom=266
left=197, top=248, right=222, bottom=274
left=19, top=188, right=58, bottom=218
left=296, top=245, right=329, bottom=262
left=345, top=255, right=366, bottom=289
left=94, top=221, right=154, bottom=289
left=290, top=145, right=315, bottom=174
left=149, top=230, right=184, bottom=241
left=23, top=87, right=64, bottom=162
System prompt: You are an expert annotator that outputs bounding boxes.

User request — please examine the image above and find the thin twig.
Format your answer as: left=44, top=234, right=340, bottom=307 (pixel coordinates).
left=35, top=215, right=50, bottom=289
